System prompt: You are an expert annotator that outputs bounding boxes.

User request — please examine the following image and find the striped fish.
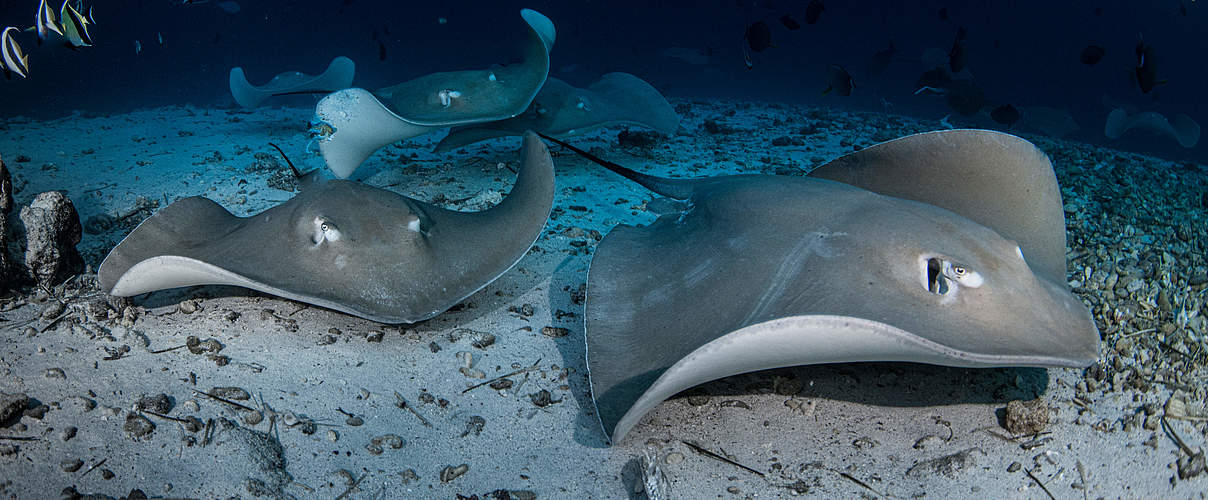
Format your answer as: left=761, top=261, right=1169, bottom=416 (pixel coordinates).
left=59, top=0, right=92, bottom=48
left=36, top=0, right=64, bottom=43
left=2, top=27, right=30, bottom=79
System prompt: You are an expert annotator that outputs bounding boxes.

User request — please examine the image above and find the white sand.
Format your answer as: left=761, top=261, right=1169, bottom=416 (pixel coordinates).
left=0, top=101, right=1202, bottom=498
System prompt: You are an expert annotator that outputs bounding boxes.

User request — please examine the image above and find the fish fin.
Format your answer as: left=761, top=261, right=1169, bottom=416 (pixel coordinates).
left=821, top=86, right=832, bottom=96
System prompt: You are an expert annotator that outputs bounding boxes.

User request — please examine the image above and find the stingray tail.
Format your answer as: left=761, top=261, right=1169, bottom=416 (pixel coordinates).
left=536, top=132, right=696, bottom=200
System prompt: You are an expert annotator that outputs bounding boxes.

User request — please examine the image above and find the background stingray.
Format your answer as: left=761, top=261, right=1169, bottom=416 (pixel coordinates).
left=434, top=73, right=679, bottom=153
left=98, top=132, right=555, bottom=324
left=1105, top=107, right=1201, bottom=148
left=228, top=56, right=356, bottom=108
left=311, top=9, right=556, bottom=179
left=542, top=130, right=1100, bottom=443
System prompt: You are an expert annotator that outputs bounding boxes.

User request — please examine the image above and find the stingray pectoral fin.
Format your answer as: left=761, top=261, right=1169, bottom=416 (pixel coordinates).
left=312, top=88, right=437, bottom=178
left=229, top=56, right=356, bottom=108
left=228, top=67, right=268, bottom=108
left=601, top=315, right=1093, bottom=444
left=808, top=129, right=1068, bottom=284
left=98, top=196, right=243, bottom=294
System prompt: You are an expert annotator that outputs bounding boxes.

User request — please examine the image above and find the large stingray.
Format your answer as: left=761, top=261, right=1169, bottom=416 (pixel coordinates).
left=229, top=56, right=356, bottom=108
left=541, top=130, right=1101, bottom=443
left=311, top=9, right=556, bottom=178
left=98, top=132, right=554, bottom=324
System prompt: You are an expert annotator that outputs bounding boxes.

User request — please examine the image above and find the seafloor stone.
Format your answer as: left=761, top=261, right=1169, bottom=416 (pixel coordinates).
left=0, top=156, right=14, bottom=288
left=19, top=191, right=83, bottom=286
left=0, top=392, right=31, bottom=426
left=1003, top=398, right=1051, bottom=435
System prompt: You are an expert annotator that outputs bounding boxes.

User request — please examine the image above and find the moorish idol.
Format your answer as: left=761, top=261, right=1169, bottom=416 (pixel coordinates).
left=35, top=0, right=64, bottom=43
left=59, top=0, right=92, bottom=48
left=2, top=27, right=30, bottom=79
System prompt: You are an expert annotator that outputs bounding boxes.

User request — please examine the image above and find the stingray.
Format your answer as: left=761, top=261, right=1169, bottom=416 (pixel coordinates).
left=540, top=129, right=1100, bottom=443
left=229, top=56, right=356, bottom=108
left=433, top=73, right=679, bottom=153
left=1105, top=107, right=1200, bottom=148
left=98, top=132, right=554, bottom=324
left=311, top=9, right=556, bottom=179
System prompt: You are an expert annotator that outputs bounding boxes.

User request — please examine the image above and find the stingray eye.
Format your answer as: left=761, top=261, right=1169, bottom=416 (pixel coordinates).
left=311, top=217, right=342, bottom=245
left=943, top=260, right=983, bottom=288
left=920, top=255, right=983, bottom=299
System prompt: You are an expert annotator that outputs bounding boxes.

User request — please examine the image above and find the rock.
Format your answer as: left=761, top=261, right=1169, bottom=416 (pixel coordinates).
left=123, top=413, right=156, bottom=439
left=1003, top=398, right=1050, bottom=435
left=0, top=156, right=14, bottom=289
left=0, top=392, right=31, bottom=425
left=135, top=394, right=173, bottom=414
left=19, top=191, right=83, bottom=286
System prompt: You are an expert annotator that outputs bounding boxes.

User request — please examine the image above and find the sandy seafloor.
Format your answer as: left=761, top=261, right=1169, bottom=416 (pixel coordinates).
left=1, top=100, right=1207, bottom=499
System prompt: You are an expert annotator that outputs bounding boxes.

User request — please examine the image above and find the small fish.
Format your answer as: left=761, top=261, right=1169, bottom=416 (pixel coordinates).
left=1079, top=45, right=1105, bottom=65
left=744, top=21, right=772, bottom=52
left=35, top=0, right=64, bottom=43
left=779, top=14, right=800, bottom=31
left=1093, top=6, right=1103, bottom=16
left=378, top=41, right=386, bottom=61
left=822, top=64, right=854, bottom=96
left=157, top=32, right=164, bottom=46
left=944, top=80, right=986, bottom=116
left=216, top=1, right=240, bottom=14
left=1134, top=40, right=1164, bottom=93
left=949, top=27, right=967, bottom=73
left=990, top=104, right=1021, bottom=128
left=59, top=0, right=92, bottom=48
left=1180, top=1, right=1187, bottom=16
left=938, top=7, right=949, bottom=21
left=2, top=27, right=31, bottom=79
left=133, top=39, right=141, bottom=54
left=805, top=0, right=825, bottom=24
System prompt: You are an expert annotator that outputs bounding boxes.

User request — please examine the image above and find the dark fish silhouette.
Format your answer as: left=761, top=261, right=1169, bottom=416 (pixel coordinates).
left=868, top=42, right=896, bottom=77
left=779, top=14, right=801, bottom=31
left=1079, top=45, right=1105, bottom=65
left=1134, top=40, right=1162, bottom=93
left=805, top=0, right=825, bottom=24
left=949, top=27, right=967, bottom=73
left=991, top=104, right=1021, bottom=128
left=378, top=41, right=386, bottom=61
left=1094, top=6, right=1103, bottom=16
left=823, top=64, right=854, bottom=96
left=938, top=7, right=949, bottom=21
left=745, top=21, right=772, bottom=52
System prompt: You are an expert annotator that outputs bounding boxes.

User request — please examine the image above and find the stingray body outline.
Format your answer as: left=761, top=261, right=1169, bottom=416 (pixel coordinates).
left=98, top=132, right=555, bottom=324
left=540, top=130, right=1101, bottom=444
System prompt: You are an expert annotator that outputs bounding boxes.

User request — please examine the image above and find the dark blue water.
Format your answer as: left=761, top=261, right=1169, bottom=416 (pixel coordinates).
left=2, top=0, right=1206, bottom=164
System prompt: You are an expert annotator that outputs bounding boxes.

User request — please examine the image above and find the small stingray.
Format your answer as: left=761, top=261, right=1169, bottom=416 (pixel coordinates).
left=98, top=132, right=554, bottom=324
left=541, top=130, right=1099, bottom=443
left=311, top=9, right=556, bottom=178
left=434, top=73, right=679, bottom=153
left=229, top=56, right=356, bottom=108
left=1105, top=107, right=1200, bottom=148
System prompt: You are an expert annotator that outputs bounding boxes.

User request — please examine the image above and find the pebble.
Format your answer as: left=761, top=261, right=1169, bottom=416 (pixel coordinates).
left=60, top=459, right=83, bottom=472
left=664, top=452, right=684, bottom=465
left=178, top=299, right=200, bottom=314
left=123, top=413, right=155, bottom=439
left=61, top=426, right=77, bottom=442
left=327, top=429, right=339, bottom=442
left=41, top=301, right=64, bottom=319
left=1003, top=399, right=1050, bottom=435
left=541, top=326, right=570, bottom=338
left=44, top=367, right=66, bottom=379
